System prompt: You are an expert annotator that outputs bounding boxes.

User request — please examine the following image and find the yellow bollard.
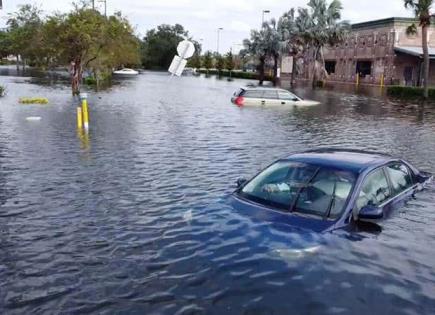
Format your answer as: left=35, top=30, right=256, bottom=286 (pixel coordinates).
left=77, top=107, right=83, bottom=129
left=356, top=74, right=359, bottom=86
left=380, top=73, right=385, bottom=88
left=80, top=93, right=89, bottom=131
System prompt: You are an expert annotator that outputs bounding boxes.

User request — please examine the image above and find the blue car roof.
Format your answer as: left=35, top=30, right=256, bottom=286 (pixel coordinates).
left=284, top=148, right=395, bottom=174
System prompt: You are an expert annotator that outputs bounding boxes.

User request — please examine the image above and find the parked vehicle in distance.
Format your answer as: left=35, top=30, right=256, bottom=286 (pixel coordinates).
left=231, top=87, right=320, bottom=107
left=113, top=68, right=139, bottom=76
left=182, top=67, right=195, bottom=76
left=231, top=148, right=432, bottom=233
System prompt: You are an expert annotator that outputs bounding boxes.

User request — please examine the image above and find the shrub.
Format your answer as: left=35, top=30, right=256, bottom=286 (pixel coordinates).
left=19, top=97, right=49, bottom=104
left=84, top=76, right=97, bottom=85
left=197, top=69, right=272, bottom=81
left=386, top=86, right=435, bottom=99
left=0, top=85, right=5, bottom=97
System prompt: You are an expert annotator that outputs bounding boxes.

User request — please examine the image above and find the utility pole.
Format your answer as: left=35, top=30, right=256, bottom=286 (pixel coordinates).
left=216, top=27, right=223, bottom=55
left=0, top=0, right=3, bottom=10
left=262, top=10, right=270, bottom=27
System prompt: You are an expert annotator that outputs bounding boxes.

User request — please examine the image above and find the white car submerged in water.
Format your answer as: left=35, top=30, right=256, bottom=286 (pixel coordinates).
left=231, top=87, right=320, bottom=107
left=113, top=68, right=139, bottom=76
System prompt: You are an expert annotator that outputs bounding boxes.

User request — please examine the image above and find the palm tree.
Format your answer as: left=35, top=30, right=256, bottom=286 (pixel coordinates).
left=297, top=0, right=349, bottom=87
left=404, top=0, right=433, bottom=99
left=242, top=29, right=268, bottom=85
left=278, top=8, right=305, bottom=86
left=263, top=18, right=284, bottom=86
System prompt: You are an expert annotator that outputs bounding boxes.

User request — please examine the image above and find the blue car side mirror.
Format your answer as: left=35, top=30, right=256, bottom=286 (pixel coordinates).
left=358, top=205, right=384, bottom=221
left=236, top=178, right=247, bottom=188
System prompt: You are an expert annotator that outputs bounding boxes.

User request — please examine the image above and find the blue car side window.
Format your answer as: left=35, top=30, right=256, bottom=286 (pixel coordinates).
left=356, top=168, right=391, bottom=212
left=386, top=163, right=413, bottom=196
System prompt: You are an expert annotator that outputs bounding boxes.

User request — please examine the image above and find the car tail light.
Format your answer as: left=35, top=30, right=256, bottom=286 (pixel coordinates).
left=234, top=96, right=244, bottom=106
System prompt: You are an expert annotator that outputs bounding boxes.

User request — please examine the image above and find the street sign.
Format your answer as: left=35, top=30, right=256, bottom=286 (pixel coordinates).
left=168, top=56, right=187, bottom=77
left=169, top=40, right=195, bottom=76
left=177, top=40, right=195, bottom=59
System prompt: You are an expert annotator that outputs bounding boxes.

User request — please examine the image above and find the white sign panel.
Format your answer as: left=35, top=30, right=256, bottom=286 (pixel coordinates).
left=281, top=56, right=294, bottom=74
left=177, top=40, right=195, bottom=59
left=168, top=55, right=187, bottom=76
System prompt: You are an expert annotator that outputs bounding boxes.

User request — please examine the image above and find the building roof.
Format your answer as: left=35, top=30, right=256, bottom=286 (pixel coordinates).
left=395, top=46, right=435, bottom=59
left=352, top=17, right=421, bottom=30
left=285, top=148, right=394, bottom=173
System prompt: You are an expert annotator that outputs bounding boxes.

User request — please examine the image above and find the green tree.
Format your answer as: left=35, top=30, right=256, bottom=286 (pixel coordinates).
left=297, top=0, right=349, bottom=87
left=263, top=18, right=283, bottom=86
left=404, top=0, right=433, bottom=99
left=202, top=51, right=213, bottom=75
left=140, top=24, right=187, bottom=69
left=7, top=4, right=44, bottom=69
left=187, top=40, right=202, bottom=69
left=278, top=8, right=305, bottom=86
left=225, top=51, right=235, bottom=71
left=0, top=31, right=12, bottom=59
left=215, top=54, right=224, bottom=75
left=43, top=6, right=140, bottom=94
left=242, top=28, right=268, bottom=85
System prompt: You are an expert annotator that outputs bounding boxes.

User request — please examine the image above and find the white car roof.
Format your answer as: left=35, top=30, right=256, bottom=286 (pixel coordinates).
left=240, top=86, right=294, bottom=93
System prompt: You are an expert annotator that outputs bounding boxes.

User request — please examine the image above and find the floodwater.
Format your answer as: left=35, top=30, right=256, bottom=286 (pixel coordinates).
left=1, top=66, right=435, bottom=314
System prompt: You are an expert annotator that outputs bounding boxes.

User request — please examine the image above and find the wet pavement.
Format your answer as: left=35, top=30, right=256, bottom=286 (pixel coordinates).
left=0, top=66, right=435, bottom=314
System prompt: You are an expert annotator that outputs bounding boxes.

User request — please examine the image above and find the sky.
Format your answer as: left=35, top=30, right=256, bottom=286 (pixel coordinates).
left=0, top=0, right=414, bottom=54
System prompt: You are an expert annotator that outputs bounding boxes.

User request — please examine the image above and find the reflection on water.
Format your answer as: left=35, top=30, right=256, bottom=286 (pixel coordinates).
left=1, top=66, right=435, bottom=314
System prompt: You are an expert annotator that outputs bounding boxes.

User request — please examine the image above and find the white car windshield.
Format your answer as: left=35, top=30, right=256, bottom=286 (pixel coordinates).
left=239, top=161, right=356, bottom=218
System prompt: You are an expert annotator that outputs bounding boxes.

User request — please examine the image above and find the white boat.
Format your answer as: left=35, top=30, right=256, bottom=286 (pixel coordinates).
left=113, top=68, right=139, bottom=76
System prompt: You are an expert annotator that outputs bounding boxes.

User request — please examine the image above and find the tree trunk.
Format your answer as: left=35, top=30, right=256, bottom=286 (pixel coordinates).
left=422, top=25, right=429, bottom=99
left=70, top=58, right=82, bottom=95
left=312, top=47, right=319, bottom=88
left=258, top=56, right=265, bottom=86
left=16, top=55, right=19, bottom=71
left=273, top=54, right=279, bottom=87
left=291, top=54, right=297, bottom=87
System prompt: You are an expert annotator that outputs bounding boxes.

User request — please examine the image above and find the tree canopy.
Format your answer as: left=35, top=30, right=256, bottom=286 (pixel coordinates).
left=404, top=0, right=433, bottom=98
left=140, top=24, right=201, bottom=70
left=242, top=0, right=349, bottom=86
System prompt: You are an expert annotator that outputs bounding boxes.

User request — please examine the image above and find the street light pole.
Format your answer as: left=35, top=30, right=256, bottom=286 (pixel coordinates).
left=262, top=10, right=270, bottom=27
left=216, top=27, right=223, bottom=55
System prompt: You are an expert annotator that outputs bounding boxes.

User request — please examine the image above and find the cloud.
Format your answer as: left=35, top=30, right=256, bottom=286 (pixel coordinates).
left=1, top=0, right=417, bottom=53
left=229, top=20, right=252, bottom=33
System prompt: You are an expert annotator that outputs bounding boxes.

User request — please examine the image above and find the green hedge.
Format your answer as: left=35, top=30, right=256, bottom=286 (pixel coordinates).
left=197, top=69, right=272, bottom=81
left=387, top=86, right=435, bottom=99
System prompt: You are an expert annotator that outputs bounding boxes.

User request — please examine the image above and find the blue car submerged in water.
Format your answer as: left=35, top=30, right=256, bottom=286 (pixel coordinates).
left=231, top=149, right=432, bottom=233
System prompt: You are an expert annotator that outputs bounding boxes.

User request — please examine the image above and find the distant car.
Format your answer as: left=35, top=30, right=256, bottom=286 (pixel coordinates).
left=231, top=149, right=432, bottom=233
left=182, top=67, right=195, bottom=76
left=231, top=87, right=320, bottom=107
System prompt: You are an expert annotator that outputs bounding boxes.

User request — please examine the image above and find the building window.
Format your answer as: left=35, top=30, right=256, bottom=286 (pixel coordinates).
left=356, top=60, right=372, bottom=76
left=379, top=34, right=388, bottom=46
left=325, top=61, right=336, bottom=74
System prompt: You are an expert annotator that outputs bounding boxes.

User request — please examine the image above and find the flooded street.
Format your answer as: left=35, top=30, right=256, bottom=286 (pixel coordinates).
left=1, top=67, right=435, bottom=314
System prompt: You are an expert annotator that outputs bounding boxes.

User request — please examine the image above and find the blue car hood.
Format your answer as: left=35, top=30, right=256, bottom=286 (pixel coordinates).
left=228, top=194, right=337, bottom=234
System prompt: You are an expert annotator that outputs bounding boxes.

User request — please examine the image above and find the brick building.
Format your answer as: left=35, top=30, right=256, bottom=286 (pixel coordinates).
left=290, top=17, right=435, bottom=86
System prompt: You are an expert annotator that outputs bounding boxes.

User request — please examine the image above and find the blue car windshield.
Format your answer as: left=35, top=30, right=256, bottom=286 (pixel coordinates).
left=239, top=161, right=357, bottom=219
